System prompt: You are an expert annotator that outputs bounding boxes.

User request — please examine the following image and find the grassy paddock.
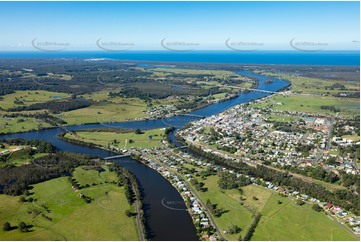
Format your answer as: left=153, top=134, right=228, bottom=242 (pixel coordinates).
left=72, top=166, right=118, bottom=187
left=189, top=175, right=254, bottom=240
left=65, top=128, right=165, bottom=149
left=252, top=193, right=357, bottom=241
left=147, top=68, right=244, bottom=79
left=261, top=73, right=360, bottom=95
left=251, top=93, right=359, bottom=117
left=59, top=101, right=148, bottom=125
left=185, top=166, right=355, bottom=241
left=0, top=116, right=51, bottom=134
left=0, top=90, right=70, bottom=110
left=342, top=134, right=360, bottom=142
left=0, top=169, right=138, bottom=240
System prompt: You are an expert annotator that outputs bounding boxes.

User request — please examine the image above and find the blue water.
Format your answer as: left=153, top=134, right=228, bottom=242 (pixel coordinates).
left=0, top=50, right=359, bottom=66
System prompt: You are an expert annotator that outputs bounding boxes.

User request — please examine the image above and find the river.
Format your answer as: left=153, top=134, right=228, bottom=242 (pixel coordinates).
left=0, top=71, right=289, bottom=240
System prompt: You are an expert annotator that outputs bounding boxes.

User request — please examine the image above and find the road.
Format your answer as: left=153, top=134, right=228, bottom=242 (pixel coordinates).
left=326, top=115, right=334, bottom=151
left=123, top=173, right=145, bottom=241
left=133, top=183, right=145, bottom=241
left=324, top=211, right=359, bottom=239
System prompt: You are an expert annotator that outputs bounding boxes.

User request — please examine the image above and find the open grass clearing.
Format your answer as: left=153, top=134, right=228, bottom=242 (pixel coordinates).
left=251, top=93, right=359, bottom=117
left=190, top=175, right=254, bottom=240
left=72, top=165, right=118, bottom=187
left=0, top=116, right=51, bottom=134
left=0, top=171, right=138, bottom=240
left=252, top=193, right=357, bottom=241
left=0, top=90, right=70, bottom=110
left=65, top=128, right=165, bottom=149
left=342, top=134, right=360, bottom=142
left=59, top=101, right=148, bottom=125
left=261, top=73, right=359, bottom=95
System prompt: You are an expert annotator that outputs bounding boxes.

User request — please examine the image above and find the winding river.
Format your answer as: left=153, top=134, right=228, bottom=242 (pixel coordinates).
left=0, top=71, right=289, bottom=240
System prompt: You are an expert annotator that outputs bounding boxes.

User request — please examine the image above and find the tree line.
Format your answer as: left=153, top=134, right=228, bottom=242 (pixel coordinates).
left=108, top=163, right=148, bottom=240
left=7, top=99, right=92, bottom=113
left=0, top=141, right=98, bottom=196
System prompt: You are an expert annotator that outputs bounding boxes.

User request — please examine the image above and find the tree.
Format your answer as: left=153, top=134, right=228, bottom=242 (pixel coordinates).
left=228, top=224, right=241, bottom=234
left=3, top=222, right=11, bottom=231
left=206, top=199, right=214, bottom=213
left=190, top=178, right=198, bottom=186
left=18, top=222, right=28, bottom=232
left=135, top=128, right=142, bottom=134
left=312, top=204, right=322, bottom=212
left=296, top=200, right=305, bottom=206
left=125, top=209, right=135, bottom=217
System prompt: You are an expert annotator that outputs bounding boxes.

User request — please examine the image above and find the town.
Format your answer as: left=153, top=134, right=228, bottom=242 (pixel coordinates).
left=178, top=98, right=359, bottom=176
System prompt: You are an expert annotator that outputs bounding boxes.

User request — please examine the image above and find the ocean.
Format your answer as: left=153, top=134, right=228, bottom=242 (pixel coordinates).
left=0, top=50, right=359, bottom=66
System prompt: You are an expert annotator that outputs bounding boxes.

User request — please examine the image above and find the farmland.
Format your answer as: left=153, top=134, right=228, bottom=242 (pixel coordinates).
left=188, top=174, right=357, bottom=241
left=252, top=192, right=357, bottom=241
left=64, top=128, right=166, bottom=149
left=251, top=93, right=359, bottom=117
left=0, top=166, right=138, bottom=241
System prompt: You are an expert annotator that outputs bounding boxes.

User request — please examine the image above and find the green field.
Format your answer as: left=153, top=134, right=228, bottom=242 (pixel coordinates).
left=146, top=67, right=244, bottom=79
left=59, top=99, right=148, bottom=125
left=342, top=134, right=360, bottom=142
left=4, top=149, right=48, bottom=167
left=189, top=175, right=253, bottom=240
left=0, top=116, right=51, bottom=134
left=72, top=166, right=118, bottom=187
left=143, top=67, right=254, bottom=89
left=266, top=114, right=297, bottom=122
left=261, top=73, right=360, bottom=95
left=0, top=145, right=49, bottom=167
left=64, top=128, right=165, bottom=149
left=186, top=171, right=356, bottom=241
left=211, top=93, right=227, bottom=99
left=0, top=90, right=70, bottom=110
left=0, top=167, right=138, bottom=240
left=252, top=193, right=357, bottom=241
left=251, top=93, right=359, bottom=117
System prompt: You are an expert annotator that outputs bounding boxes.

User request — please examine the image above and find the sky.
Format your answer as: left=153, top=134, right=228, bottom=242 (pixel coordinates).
left=0, top=1, right=359, bottom=51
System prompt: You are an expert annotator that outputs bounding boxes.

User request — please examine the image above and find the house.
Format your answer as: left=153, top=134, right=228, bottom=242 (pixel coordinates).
left=210, top=235, right=217, bottom=241
left=200, top=221, right=209, bottom=227
left=325, top=203, right=333, bottom=210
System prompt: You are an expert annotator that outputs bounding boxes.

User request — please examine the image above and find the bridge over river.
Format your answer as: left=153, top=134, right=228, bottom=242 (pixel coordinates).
left=220, top=85, right=279, bottom=94
left=103, top=154, right=131, bottom=160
